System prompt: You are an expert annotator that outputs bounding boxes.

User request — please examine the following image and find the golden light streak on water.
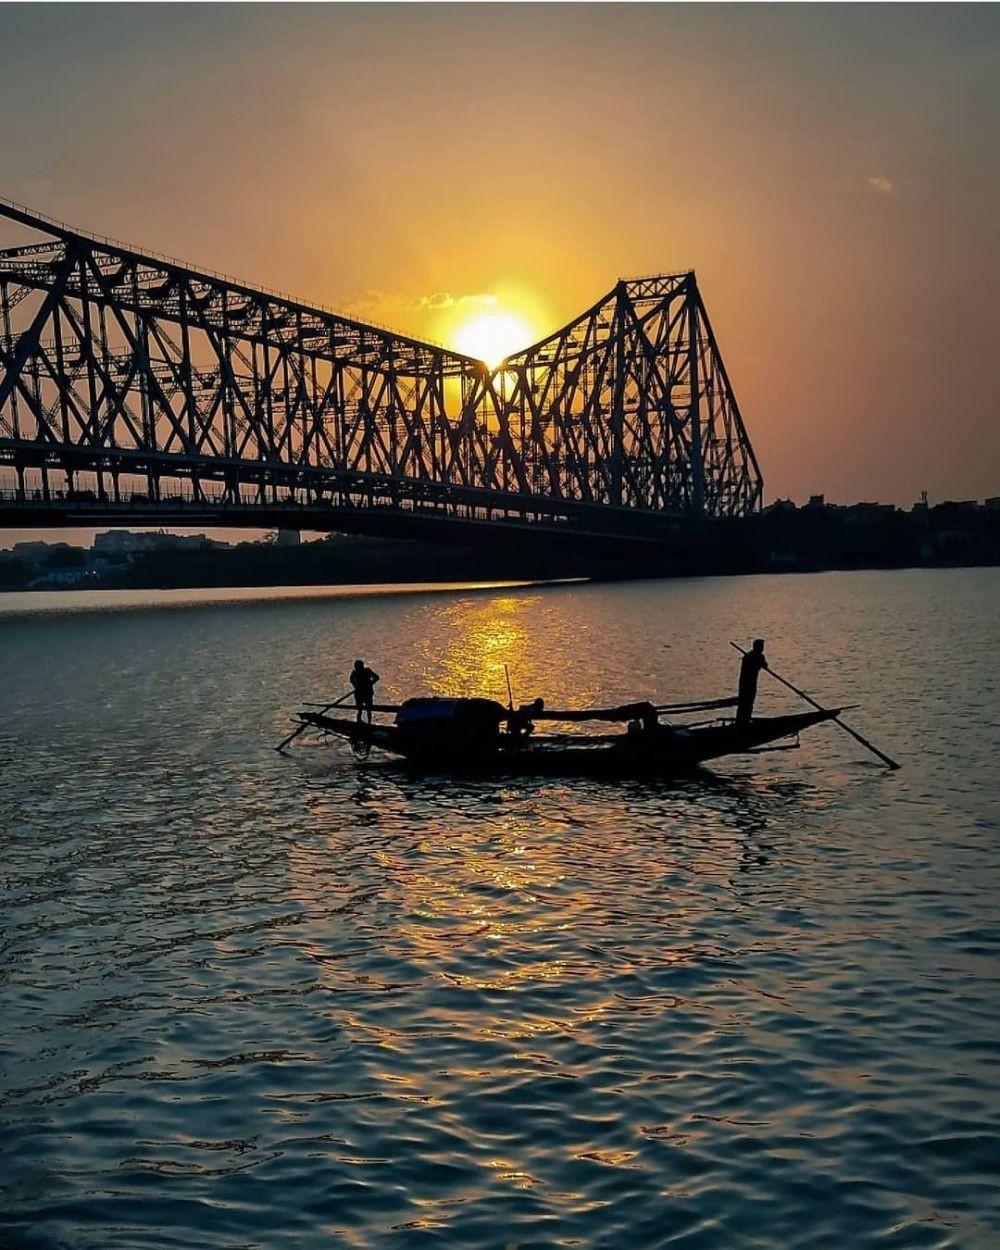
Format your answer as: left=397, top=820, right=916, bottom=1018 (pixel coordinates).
left=1, top=570, right=998, bottom=1248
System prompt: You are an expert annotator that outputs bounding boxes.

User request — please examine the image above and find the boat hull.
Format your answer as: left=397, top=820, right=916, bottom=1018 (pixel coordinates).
left=295, top=709, right=839, bottom=778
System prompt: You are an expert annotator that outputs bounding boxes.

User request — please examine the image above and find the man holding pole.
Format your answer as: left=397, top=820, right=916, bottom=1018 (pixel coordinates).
left=728, top=639, right=900, bottom=769
left=350, top=659, right=380, bottom=725
left=737, top=638, right=768, bottom=726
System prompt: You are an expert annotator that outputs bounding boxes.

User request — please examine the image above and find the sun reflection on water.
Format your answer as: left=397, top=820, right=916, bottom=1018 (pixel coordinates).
left=417, top=595, right=537, bottom=701
left=5, top=572, right=996, bottom=1248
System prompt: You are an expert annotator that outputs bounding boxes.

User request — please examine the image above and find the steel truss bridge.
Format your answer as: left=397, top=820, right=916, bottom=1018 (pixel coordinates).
left=0, top=200, right=762, bottom=544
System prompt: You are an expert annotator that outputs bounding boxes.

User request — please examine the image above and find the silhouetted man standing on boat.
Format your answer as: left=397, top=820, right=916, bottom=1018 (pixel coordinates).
left=737, top=639, right=768, bottom=726
left=350, top=659, right=380, bottom=724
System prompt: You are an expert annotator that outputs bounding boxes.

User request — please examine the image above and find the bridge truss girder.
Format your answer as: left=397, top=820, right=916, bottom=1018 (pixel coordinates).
left=0, top=201, right=762, bottom=534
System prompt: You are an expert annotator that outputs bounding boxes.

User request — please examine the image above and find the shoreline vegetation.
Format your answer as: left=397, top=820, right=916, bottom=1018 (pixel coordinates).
left=2, top=498, right=998, bottom=593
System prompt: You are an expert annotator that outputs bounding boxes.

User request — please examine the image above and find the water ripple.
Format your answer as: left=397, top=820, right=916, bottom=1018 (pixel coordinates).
left=2, top=570, right=999, bottom=1248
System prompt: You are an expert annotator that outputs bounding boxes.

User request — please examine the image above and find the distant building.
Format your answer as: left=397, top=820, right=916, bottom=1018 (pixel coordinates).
left=934, top=501, right=980, bottom=516
left=845, top=502, right=896, bottom=523
left=12, top=541, right=57, bottom=565
left=93, top=531, right=163, bottom=556
left=807, top=494, right=825, bottom=508
left=275, top=529, right=301, bottom=548
left=92, top=530, right=232, bottom=556
left=12, top=541, right=84, bottom=567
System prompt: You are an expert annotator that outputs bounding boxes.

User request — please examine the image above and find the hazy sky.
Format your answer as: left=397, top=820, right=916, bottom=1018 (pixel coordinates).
left=2, top=2, right=998, bottom=517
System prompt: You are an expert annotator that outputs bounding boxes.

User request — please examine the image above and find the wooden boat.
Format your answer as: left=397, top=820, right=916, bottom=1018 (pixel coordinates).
left=284, top=693, right=841, bottom=778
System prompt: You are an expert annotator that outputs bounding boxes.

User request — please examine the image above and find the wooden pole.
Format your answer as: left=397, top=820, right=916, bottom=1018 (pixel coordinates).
left=276, top=690, right=352, bottom=752
left=729, top=642, right=900, bottom=771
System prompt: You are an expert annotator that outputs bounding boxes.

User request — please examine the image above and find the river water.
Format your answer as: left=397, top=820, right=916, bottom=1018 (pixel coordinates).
left=1, top=569, right=998, bottom=1249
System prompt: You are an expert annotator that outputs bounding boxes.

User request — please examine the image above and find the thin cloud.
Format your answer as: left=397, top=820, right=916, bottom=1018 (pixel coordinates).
left=339, top=288, right=500, bottom=328
left=416, top=291, right=497, bottom=311
left=340, top=289, right=390, bottom=319
left=867, top=176, right=894, bottom=195
left=417, top=291, right=454, bottom=310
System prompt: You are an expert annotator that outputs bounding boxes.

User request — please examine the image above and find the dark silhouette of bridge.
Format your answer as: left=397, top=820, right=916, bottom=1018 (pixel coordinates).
left=0, top=199, right=762, bottom=544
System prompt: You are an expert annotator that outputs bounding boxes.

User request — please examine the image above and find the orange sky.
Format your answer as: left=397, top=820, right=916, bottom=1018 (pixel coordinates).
left=2, top=3, right=998, bottom=514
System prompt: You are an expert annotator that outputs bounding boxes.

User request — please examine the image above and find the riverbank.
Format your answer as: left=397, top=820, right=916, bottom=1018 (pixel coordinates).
left=2, top=498, right=997, bottom=591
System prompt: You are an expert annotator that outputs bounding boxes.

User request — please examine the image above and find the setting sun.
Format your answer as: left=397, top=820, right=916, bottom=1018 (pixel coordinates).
left=453, top=311, right=536, bottom=367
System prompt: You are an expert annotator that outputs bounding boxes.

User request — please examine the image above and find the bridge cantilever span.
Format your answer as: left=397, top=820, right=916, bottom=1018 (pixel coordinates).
left=0, top=199, right=763, bottom=539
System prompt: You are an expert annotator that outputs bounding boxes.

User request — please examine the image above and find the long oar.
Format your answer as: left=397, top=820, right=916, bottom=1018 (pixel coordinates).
left=729, top=642, right=900, bottom=770
left=276, top=690, right=352, bottom=752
